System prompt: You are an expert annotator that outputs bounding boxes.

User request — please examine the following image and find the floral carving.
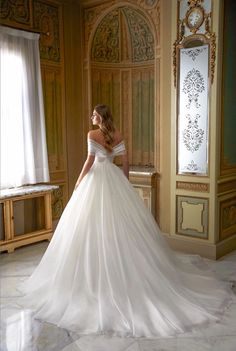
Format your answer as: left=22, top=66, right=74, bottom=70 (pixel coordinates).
left=182, top=47, right=206, bottom=61
left=33, top=1, right=60, bottom=62
left=183, top=114, right=204, bottom=152
left=52, top=186, right=64, bottom=219
left=123, top=7, right=154, bottom=62
left=91, top=10, right=119, bottom=62
left=0, top=0, right=30, bottom=25
left=182, top=68, right=205, bottom=109
left=145, top=0, right=157, bottom=6
left=91, top=7, right=154, bottom=63
left=186, top=160, right=198, bottom=171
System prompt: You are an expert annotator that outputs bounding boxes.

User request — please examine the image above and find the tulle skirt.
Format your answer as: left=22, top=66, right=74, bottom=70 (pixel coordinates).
left=18, top=160, right=233, bottom=337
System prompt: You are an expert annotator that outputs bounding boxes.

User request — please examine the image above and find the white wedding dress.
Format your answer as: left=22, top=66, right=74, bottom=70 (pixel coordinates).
left=19, top=139, right=233, bottom=338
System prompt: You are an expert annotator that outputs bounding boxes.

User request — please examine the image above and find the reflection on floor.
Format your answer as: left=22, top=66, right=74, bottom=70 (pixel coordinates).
left=0, top=242, right=236, bottom=351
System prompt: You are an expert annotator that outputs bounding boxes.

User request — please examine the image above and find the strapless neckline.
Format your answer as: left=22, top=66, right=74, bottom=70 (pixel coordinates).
left=88, top=138, right=123, bottom=151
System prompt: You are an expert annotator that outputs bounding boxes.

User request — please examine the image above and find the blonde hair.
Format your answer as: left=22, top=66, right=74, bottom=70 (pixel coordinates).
left=94, top=104, right=115, bottom=152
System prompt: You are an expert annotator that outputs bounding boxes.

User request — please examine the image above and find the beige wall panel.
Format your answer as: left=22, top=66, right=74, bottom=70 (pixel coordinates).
left=176, top=196, right=209, bottom=239
left=121, top=70, right=132, bottom=153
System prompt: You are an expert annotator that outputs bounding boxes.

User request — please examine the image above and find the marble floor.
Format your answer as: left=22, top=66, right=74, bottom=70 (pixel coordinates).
left=0, top=242, right=236, bottom=351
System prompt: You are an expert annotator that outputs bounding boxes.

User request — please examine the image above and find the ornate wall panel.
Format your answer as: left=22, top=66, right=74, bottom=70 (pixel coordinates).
left=121, top=70, right=132, bottom=153
left=91, top=9, right=120, bottom=63
left=122, top=7, right=155, bottom=62
left=33, top=0, right=61, bottom=62
left=219, top=196, right=236, bottom=241
left=83, top=0, right=160, bottom=59
left=91, top=7, right=155, bottom=64
left=41, top=66, right=65, bottom=173
left=176, top=195, right=209, bottom=239
left=0, top=0, right=32, bottom=28
left=51, top=184, right=66, bottom=220
left=90, top=5, right=155, bottom=166
left=91, top=68, right=121, bottom=128
left=132, top=68, right=154, bottom=165
left=178, top=45, right=209, bottom=174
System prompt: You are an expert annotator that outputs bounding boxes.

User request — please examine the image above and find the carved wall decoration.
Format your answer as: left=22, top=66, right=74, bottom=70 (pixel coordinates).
left=91, top=9, right=120, bottom=62
left=173, top=0, right=215, bottom=86
left=122, top=7, right=154, bottom=62
left=176, top=195, right=209, bottom=239
left=176, top=181, right=209, bottom=192
left=0, top=0, right=32, bottom=27
left=219, top=197, right=236, bottom=240
left=51, top=185, right=64, bottom=220
left=33, top=0, right=60, bottom=62
left=83, top=0, right=159, bottom=59
left=89, top=3, right=155, bottom=166
left=91, top=7, right=154, bottom=63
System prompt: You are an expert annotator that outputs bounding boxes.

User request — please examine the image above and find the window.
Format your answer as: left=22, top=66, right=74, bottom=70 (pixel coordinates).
left=0, top=26, right=49, bottom=189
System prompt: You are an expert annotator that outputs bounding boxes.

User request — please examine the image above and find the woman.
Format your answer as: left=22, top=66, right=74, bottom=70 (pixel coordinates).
left=19, top=104, right=233, bottom=338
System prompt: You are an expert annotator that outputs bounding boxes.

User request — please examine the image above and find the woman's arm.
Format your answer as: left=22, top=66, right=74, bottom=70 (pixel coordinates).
left=74, top=154, right=95, bottom=190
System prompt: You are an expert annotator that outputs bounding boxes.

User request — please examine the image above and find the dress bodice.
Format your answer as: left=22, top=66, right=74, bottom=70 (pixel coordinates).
left=88, top=139, right=126, bottom=162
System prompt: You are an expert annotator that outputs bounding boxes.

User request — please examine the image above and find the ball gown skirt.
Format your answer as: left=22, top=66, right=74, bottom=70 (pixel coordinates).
left=18, top=140, right=233, bottom=338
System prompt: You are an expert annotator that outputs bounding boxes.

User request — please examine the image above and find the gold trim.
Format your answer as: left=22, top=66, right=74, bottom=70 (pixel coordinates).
left=173, top=2, right=215, bottom=86
left=185, top=6, right=205, bottom=33
left=176, top=181, right=209, bottom=192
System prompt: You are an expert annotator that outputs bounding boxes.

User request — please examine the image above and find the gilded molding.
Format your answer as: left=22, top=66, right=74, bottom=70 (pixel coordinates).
left=173, top=1, right=215, bottom=86
left=176, top=181, right=209, bottom=192
left=33, top=0, right=60, bottom=62
left=0, top=0, right=31, bottom=26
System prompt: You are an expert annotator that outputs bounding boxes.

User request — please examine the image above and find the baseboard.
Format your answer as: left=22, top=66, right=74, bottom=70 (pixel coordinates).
left=162, top=233, right=236, bottom=260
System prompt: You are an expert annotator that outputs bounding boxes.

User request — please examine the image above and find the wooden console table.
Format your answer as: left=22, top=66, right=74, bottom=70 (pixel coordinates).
left=0, top=184, right=58, bottom=253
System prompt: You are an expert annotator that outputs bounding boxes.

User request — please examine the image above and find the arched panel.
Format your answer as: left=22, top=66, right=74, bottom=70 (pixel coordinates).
left=90, top=5, right=155, bottom=166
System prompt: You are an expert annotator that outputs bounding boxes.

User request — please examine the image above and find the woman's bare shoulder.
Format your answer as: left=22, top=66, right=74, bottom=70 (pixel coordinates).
left=87, top=129, right=99, bottom=140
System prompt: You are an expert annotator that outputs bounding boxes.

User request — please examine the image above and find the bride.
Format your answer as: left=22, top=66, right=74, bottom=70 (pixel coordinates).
left=19, top=104, right=233, bottom=338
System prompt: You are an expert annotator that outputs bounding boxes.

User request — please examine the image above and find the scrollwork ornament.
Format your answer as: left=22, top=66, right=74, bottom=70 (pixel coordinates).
left=183, top=114, right=204, bottom=153
left=173, top=1, right=216, bottom=86
left=52, top=186, right=64, bottom=219
left=0, top=0, right=31, bottom=25
left=182, top=68, right=205, bottom=109
left=187, top=0, right=204, bottom=8
left=173, top=40, right=178, bottom=87
left=33, top=1, right=60, bottom=62
left=209, top=32, right=216, bottom=84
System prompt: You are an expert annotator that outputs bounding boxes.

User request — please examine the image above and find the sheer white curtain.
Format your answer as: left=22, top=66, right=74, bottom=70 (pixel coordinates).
left=0, top=26, right=49, bottom=189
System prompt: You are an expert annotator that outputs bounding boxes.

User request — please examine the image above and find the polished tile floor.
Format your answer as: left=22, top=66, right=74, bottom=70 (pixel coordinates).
left=0, top=242, right=236, bottom=351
